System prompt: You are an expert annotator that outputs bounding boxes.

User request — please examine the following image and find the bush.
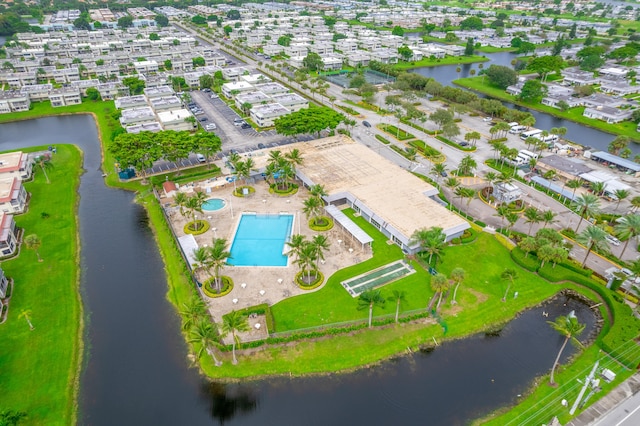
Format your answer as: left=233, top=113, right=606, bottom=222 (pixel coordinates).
left=295, top=270, right=324, bottom=290
left=183, top=220, right=210, bottom=235
left=511, top=247, right=541, bottom=271
left=202, top=275, right=233, bottom=298
left=233, top=185, right=255, bottom=197
left=309, top=216, right=334, bottom=231
left=380, top=124, right=415, bottom=141
left=375, top=134, right=391, bottom=144
left=269, top=183, right=298, bottom=196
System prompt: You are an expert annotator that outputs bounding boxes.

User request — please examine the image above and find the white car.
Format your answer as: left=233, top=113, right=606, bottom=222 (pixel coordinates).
left=196, top=154, right=206, bottom=163
left=482, top=117, right=492, bottom=122
left=205, top=123, right=217, bottom=130
left=605, top=235, right=621, bottom=246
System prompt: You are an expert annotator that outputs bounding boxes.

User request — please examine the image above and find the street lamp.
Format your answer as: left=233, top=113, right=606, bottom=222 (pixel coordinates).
left=212, top=227, right=217, bottom=238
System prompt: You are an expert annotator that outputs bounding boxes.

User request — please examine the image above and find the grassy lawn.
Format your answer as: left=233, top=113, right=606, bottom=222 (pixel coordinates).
left=271, top=210, right=432, bottom=331
left=394, top=55, right=489, bottom=70
left=453, top=77, right=640, bottom=142
left=0, top=145, right=82, bottom=425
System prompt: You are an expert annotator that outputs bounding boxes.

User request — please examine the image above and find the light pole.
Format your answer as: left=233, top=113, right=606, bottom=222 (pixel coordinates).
left=227, top=198, right=234, bottom=218
left=212, top=227, right=217, bottom=239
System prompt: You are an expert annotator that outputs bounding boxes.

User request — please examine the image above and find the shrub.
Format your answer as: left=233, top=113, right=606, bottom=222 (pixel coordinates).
left=202, top=275, right=234, bottom=298
left=380, top=124, right=414, bottom=141
left=269, top=183, right=298, bottom=196
left=183, top=220, right=210, bottom=235
left=375, top=134, right=391, bottom=144
left=233, top=185, right=256, bottom=197
left=309, top=216, right=334, bottom=231
left=295, top=270, right=324, bottom=290
left=510, top=247, right=541, bottom=271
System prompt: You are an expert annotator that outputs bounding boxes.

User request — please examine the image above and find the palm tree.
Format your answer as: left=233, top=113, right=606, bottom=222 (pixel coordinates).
left=296, top=240, right=319, bottom=283
left=180, top=295, right=208, bottom=331
left=19, top=309, right=34, bottom=330
left=572, top=194, right=601, bottom=232
left=286, top=234, right=306, bottom=260
left=36, top=155, right=53, bottom=184
left=358, top=289, right=386, bottom=328
left=449, top=267, right=465, bottom=305
left=431, top=163, right=447, bottom=185
left=431, top=273, right=449, bottom=311
left=506, top=212, right=519, bottom=237
left=174, top=191, right=188, bottom=219
left=285, top=148, right=304, bottom=175
left=209, top=238, right=231, bottom=293
left=309, top=184, right=327, bottom=199
left=387, top=290, right=407, bottom=323
left=410, top=227, right=445, bottom=264
left=613, top=189, right=630, bottom=211
left=566, top=179, right=582, bottom=198
left=24, top=234, right=42, bottom=262
left=222, top=310, right=249, bottom=364
left=302, top=195, right=323, bottom=226
left=589, top=181, right=605, bottom=197
left=458, top=154, right=477, bottom=176
left=462, top=187, right=476, bottom=214
left=188, top=318, right=222, bottom=366
left=500, top=268, right=518, bottom=302
left=524, top=207, right=541, bottom=235
left=576, top=225, right=609, bottom=268
left=631, top=196, right=640, bottom=212
left=541, top=210, right=558, bottom=229
left=614, top=214, right=640, bottom=258
left=311, top=234, right=330, bottom=263
left=547, top=313, right=585, bottom=386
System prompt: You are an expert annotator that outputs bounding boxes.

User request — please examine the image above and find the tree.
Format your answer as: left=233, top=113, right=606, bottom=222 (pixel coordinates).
left=519, top=79, right=547, bottom=103
left=122, top=77, right=145, bottom=95
left=303, top=52, right=324, bottom=72
left=398, top=45, right=413, bottom=61
left=464, top=37, right=475, bottom=56
left=524, top=207, right=541, bottom=235
left=614, top=214, right=640, bottom=258
left=608, top=135, right=630, bottom=156
left=457, top=155, right=477, bottom=177
left=460, top=16, right=483, bottom=30
left=547, top=313, right=585, bottom=385
left=155, top=15, right=169, bottom=27
left=577, top=225, right=609, bottom=267
left=519, top=237, right=538, bottom=258
left=572, top=194, right=600, bottom=232
left=449, top=267, right=465, bottom=305
left=485, top=65, right=518, bottom=89
left=226, top=10, right=241, bottom=20
left=223, top=26, right=233, bottom=37
left=35, top=155, right=53, bottom=184
left=303, top=196, right=323, bottom=226
left=410, top=227, right=446, bottom=264
left=188, top=318, right=222, bottom=367
left=429, top=109, right=454, bottom=135
left=358, top=289, right=386, bottom=328
left=387, top=290, right=407, bottom=323
left=465, top=131, right=481, bottom=147
left=274, top=106, right=344, bottom=138
left=24, top=234, right=42, bottom=262
left=117, top=16, right=133, bottom=29
left=391, top=26, right=405, bottom=36
left=221, top=310, right=249, bottom=364
left=527, top=56, right=564, bottom=82
left=209, top=238, right=232, bottom=293
left=0, top=409, right=27, bottom=425
left=567, top=179, right=582, bottom=198
left=431, top=273, right=449, bottom=311
left=613, top=189, right=630, bottom=211
left=500, top=268, right=518, bottom=302
left=541, top=210, right=558, bottom=229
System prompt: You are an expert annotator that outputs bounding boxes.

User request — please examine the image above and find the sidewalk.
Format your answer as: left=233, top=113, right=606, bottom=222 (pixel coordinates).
left=566, top=371, right=640, bottom=425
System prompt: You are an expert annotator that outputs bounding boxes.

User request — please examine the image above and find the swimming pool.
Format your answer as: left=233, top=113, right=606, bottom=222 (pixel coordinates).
left=202, top=198, right=226, bottom=212
left=228, top=214, right=294, bottom=267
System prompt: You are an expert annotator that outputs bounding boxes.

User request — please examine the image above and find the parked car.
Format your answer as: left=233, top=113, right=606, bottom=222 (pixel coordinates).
left=458, top=141, right=469, bottom=147
left=606, top=235, right=621, bottom=246
left=363, top=120, right=372, bottom=128
left=199, top=117, right=208, bottom=122
left=241, top=123, right=251, bottom=129
left=257, top=143, right=266, bottom=149
left=196, top=154, right=206, bottom=163
left=210, top=94, right=218, bottom=99
left=483, top=117, right=492, bottom=122
left=205, top=123, right=217, bottom=130
left=203, top=88, right=212, bottom=93
left=440, top=170, right=448, bottom=177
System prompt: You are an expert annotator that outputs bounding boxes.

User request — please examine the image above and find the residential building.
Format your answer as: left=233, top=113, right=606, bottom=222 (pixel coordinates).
left=270, top=93, right=308, bottom=111
left=115, top=95, right=149, bottom=110
left=250, top=103, right=291, bottom=127
left=119, top=106, right=156, bottom=127
left=156, top=109, right=194, bottom=131
left=144, top=85, right=175, bottom=99
left=126, top=122, right=163, bottom=134
left=0, top=92, right=30, bottom=114
left=583, top=106, right=632, bottom=123
left=235, top=91, right=271, bottom=110
left=148, top=96, right=183, bottom=112
left=0, top=177, right=28, bottom=214
left=0, top=152, right=33, bottom=181
left=0, top=213, right=19, bottom=258
left=48, top=88, right=82, bottom=107
left=0, top=266, right=9, bottom=298
left=561, top=68, right=598, bottom=86
left=536, top=155, right=592, bottom=183
left=221, top=81, right=254, bottom=98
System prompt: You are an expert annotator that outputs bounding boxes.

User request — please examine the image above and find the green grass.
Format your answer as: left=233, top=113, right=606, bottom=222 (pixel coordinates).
left=393, top=55, right=489, bottom=70
left=0, top=145, right=82, bottom=425
left=378, top=124, right=415, bottom=140
left=453, top=77, right=640, bottom=142
left=271, top=210, right=430, bottom=331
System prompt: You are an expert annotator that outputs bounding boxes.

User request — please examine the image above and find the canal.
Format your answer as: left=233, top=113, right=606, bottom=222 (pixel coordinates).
left=411, top=51, right=640, bottom=155
left=0, top=115, right=601, bottom=425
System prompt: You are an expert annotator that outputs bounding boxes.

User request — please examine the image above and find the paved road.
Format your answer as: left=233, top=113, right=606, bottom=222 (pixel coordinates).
left=593, top=392, right=640, bottom=426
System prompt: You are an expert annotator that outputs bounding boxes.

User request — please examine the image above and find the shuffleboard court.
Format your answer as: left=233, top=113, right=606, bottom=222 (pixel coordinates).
left=341, top=260, right=415, bottom=297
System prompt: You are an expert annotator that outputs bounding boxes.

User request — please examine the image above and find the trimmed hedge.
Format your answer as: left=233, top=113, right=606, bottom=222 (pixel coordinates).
left=202, top=276, right=234, bottom=298
left=379, top=124, right=415, bottom=141
left=183, top=220, right=210, bottom=235
left=295, top=270, right=325, bottom=290
left=233, top=185, right=256, bottom=197
left=375, top=134, right=391, bottom=144
left=511, top=247, right=542, bottom=272
left=309, top=216, right=334, bottom=231
left=269, top=183, right=299, bottom=196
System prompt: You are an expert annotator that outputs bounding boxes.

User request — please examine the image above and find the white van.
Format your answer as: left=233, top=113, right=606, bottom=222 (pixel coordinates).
left=508, top=122, right=519, bottom=128
left=509, top=125, right=527, bottom=134
left=521, top=129, right=542, bottom=140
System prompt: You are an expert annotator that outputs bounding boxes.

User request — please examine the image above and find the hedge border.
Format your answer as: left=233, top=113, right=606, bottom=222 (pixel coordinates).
left=183, top=220, right=210, bottom=235
left=202, top=276, right=234, bottom=298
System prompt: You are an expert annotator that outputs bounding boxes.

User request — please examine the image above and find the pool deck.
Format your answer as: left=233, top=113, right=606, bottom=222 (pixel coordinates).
left=162, top=178, right=372, bottom=328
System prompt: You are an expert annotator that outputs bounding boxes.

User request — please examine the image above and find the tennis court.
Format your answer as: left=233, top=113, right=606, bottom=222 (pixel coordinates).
left=341, top=260, right=415, bottom=297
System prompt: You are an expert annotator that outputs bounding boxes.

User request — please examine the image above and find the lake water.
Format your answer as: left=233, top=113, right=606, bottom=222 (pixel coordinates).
left=0, top=116, right=599, bottom=425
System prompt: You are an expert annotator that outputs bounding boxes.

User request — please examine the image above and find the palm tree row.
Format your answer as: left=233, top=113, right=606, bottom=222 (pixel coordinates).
left=228, top=152, right=256, bottom=188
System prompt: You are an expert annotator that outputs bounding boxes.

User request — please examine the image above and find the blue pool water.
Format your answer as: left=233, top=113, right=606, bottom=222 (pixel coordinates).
left=228, top=214, right=294, bottom=266
left=202, top=198, right=225, bottom=211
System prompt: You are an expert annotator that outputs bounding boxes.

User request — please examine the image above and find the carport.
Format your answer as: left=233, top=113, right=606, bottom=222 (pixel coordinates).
left=325, top=205, right=373, bottom=250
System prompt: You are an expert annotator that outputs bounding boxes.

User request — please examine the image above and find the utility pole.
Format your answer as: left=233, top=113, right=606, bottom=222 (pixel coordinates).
left=570, top=360, right=599, bottom=416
